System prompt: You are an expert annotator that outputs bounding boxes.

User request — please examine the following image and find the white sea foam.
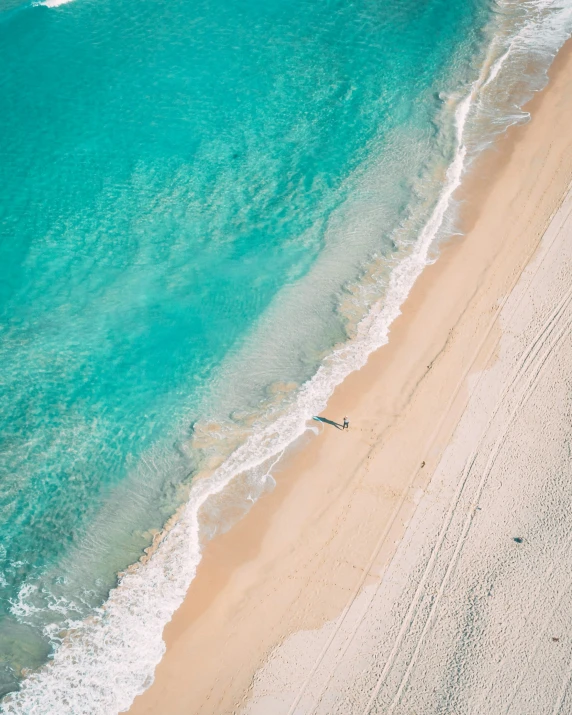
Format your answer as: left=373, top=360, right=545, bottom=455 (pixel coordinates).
left=496, top=0, right=572, bottom=94
left=3, top=1, right=572, bottom=712
left=33, top=0, right=75, bottom=8
left=483, top=44, right=513, bottom=89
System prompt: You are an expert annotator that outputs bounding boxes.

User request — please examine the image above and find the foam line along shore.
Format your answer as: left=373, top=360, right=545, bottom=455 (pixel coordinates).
left=0, top=0, right=491, bottom=706
left=2, top=0, right=572, bottom=713
left=128, top=29, right=572, bottom=715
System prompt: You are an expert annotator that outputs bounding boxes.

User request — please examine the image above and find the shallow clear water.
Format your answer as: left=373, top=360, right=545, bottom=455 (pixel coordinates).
left=1, top=0, right=571, bottom=708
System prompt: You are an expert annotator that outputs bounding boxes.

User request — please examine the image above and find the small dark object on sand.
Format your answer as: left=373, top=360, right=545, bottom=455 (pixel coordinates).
left=553, top=637, right=560, bottom=642
left=420, top=461, right=425, bottom=468
left=513, top=537, right=523, bottom=543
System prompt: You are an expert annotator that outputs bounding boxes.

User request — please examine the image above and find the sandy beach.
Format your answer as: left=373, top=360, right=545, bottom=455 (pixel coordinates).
left=129, top=42, right=572, bottom=715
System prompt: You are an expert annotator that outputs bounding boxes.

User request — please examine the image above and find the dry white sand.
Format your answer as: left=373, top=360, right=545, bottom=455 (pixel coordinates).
left=129, top=42, right=572, bottom=715
left=243, top=169, right=572, bottom=715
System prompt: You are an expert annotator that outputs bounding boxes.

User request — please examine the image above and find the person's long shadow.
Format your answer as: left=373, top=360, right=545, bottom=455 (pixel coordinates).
left=313, top=416, right=343, bottom=430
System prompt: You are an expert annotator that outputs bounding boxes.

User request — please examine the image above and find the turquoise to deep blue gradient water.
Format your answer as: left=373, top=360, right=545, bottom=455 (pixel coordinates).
left=3, top=0, right=570, bottom=709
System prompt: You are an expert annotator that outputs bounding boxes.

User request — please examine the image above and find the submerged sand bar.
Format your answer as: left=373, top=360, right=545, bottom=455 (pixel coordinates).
left=130, top=43, right=572, bottom=715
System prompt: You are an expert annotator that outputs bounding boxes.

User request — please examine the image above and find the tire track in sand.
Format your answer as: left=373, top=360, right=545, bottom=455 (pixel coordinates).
left=379, top=289, right=572, bottom=714
left=284, top=185, right=572, bottom=715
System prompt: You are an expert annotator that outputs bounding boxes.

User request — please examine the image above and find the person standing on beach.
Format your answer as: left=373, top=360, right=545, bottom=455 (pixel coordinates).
left=343, top=416, right=349, bottom=430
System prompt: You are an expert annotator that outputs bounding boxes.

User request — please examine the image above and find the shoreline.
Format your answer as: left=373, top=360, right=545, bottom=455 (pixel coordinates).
left=129, top=39, right=572, bottom=715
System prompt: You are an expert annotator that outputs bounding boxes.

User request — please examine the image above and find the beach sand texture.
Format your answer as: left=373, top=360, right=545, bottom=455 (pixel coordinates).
left=129, top=43, right=572, bottom=715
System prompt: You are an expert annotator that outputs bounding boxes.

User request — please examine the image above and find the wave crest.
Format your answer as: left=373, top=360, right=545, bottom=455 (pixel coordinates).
left=4, top=0, right=572, bottom=712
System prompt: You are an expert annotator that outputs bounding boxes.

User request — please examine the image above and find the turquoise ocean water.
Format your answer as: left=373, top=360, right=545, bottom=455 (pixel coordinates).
left=1, top=0, right=572, bottom=710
